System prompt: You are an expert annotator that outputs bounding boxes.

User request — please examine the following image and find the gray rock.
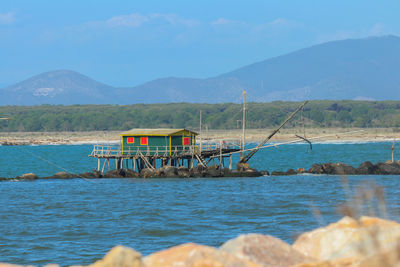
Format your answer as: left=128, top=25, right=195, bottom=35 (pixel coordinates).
left=321, top=163, right=337, bottom=174
left=124, top=169, right=139, bottom=178
left=333, top=162, right=356, bottom=175
left=375, top=162, right=400, bottom=175
left=356, top=161, right=376, bottom=174
left=103, top=169, right=125, bottom=178
left=140, top=168, right=156, bottom=178
left=159, top=166, right=178, bottom=177
left=177, top=166, right=190, bottom=178
left=308, top=163, right=324, bottom=174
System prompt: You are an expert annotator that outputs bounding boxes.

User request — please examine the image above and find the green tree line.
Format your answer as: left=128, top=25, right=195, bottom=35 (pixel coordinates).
left=1, top=100, right=400, bottom=132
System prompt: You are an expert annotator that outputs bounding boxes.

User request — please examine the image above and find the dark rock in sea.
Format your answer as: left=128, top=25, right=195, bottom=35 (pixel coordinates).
left=286, top=169, right=297, bottom=175
left=332, top=162, right=357, bottom=175
left=158, top=166, right=178, bottom=177
left=320, top=163, right=337, bottom=174
left=79, top=170, right=103, bottom=178
left=177, top=166, right=190, bottom=178
left=374, top=162, right=400, bottom=175
left=308, top=162, right=356, bottom=175
left=308, top=163, right=324, bottom=174
left=205, top=165, right=224, bottom=177
left=356, top=161, right=377, bottom=175
left=0, top=177, right=7, bottom=181
left=260, top=170, right=270, bottom=176
left=241, top=168, right=262, bottom=177
left=103, top=169, right=126, bottom=178
left=16, top=173, right=39, bottom=180
left=43, top=171, right=76, bottom=179
left=140, top=168, right=157, bottom=178
left=190, top=165, right=206, bottom=176
left=124, top=169, right=139, bottom=178
left=225, top=170, right=242, bottom=177
left=271, top=171, right=288, bottom=176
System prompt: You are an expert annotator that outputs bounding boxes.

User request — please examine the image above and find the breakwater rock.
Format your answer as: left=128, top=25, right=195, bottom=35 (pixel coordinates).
left=2, top=216, right=400, bottom=267
left=270, top=161, right=400, bottom=176
left=2, top=165, right=263, bottom=181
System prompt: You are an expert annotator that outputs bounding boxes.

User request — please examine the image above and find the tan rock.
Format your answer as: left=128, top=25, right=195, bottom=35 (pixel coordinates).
left=292, top=246, right=400, bottom=267
left=87, top=245, right=143, bottom=267
left=220, top=234, right=314, bottom=267
left=293, top=216, right=400, bottom=261
left=18, top=173, right=38, bottom=180
left=144, top=243, right=261, bottom=267
left=291, top=257, right=359, bottom=267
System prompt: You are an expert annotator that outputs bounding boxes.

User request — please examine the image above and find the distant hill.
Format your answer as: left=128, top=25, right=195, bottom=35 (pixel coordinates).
left=0, top=70, right=116, bottom=105
left=1, top=35, right=400, bottom=105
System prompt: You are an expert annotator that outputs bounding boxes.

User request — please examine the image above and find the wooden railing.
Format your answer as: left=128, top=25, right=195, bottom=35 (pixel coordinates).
left=90, top=145, right=198, bottom=157
left=89, top=140, right=242, bottom=158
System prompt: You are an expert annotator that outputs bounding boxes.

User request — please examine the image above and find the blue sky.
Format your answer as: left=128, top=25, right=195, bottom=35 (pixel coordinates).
left=0, top=0, right=399, bottom=87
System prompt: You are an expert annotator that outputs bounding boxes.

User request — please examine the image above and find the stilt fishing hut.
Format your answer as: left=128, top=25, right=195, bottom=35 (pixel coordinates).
left=90, top=128, right=240, bottom=173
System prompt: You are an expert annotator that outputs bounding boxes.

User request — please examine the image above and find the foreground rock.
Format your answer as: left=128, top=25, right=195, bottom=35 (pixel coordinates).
left=144, top=243, right=260, bottom=267
left=220, top=234, right=313, bottom=267
left=293, top=216, right=400, bottom=266
left=2, top=216, right=400, bottom=266
left=86, top=245, right=143, bottom=267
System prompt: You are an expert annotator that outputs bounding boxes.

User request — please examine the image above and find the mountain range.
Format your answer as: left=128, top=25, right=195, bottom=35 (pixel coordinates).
left=1, top=35, right=400, bottom=105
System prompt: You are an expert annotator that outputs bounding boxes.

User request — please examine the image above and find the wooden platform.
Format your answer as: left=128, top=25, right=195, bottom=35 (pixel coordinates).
left=89, top=142, right=241, bottom=173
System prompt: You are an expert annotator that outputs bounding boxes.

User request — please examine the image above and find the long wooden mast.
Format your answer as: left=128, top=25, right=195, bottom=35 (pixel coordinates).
left=239, top=100, right=309, bottom=164
left=241, top=90, right=246, bottom=157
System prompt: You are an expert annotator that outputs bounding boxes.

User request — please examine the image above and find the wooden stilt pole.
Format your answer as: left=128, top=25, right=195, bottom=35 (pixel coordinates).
left=97, top=158, right=100, bottom=171
left=229, top=154, right=232, bottom=170
left=101, top=159, right=107, bottom=173
left=219, top=140, right=223, bottom=169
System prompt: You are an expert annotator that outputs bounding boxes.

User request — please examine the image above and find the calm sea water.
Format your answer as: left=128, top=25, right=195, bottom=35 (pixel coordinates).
left=1, top=142, right=400, bottom=265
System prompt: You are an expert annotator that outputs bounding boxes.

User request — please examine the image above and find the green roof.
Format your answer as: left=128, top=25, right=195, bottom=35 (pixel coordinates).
left=121, top=128, right=198, bottom=136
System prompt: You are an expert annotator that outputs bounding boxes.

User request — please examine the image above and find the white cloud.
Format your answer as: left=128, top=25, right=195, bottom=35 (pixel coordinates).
left=269, top=18, right=289, bottom=26
left=211, top=18, right=232, bottom=25
left=104, top=13, right=200, bottom=28
left=107, top=13, right=149, bottom=27
left=0, top=12, right=15, bottom=24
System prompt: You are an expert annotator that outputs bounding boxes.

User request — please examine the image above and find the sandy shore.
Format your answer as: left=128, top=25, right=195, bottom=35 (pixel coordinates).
left=0, top=128, right=399, bottom=145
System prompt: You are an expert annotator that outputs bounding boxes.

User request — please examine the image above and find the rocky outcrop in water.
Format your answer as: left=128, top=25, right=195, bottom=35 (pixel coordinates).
left=1, top=165, right=263, bottom=181
left=4, top=160, right=400, bottom=182
left=269, top=160, right=400, bottom=176
left=3, top=216, right=399, bottom=267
